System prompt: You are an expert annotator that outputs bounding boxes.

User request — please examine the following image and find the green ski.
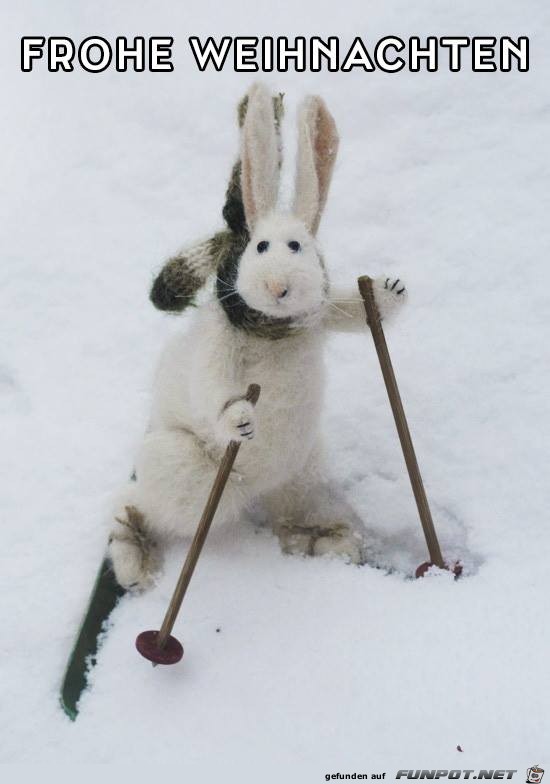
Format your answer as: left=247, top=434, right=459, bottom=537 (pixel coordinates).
left=60, top=556, right=125, bottom=720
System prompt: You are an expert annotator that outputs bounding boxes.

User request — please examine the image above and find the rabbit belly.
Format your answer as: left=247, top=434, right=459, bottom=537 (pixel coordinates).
left=149, top=307, right=326, bottom=496
left=239, top=355, right=324, bottom=489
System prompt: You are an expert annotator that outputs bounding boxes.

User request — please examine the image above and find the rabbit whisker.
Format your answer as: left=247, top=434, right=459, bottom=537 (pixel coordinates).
left=218, top=292, right=238, bottom=303
left=326, top=302, right=354, bottom=319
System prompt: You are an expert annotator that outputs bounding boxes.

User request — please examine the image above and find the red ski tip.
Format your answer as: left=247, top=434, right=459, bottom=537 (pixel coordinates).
left=415, top=561, right=463, bottom=579
left=135, top=630, right=184, bottom=665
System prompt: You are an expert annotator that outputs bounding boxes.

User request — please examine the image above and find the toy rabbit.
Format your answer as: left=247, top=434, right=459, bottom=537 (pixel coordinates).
left=109, top=84, right=406, bottom=590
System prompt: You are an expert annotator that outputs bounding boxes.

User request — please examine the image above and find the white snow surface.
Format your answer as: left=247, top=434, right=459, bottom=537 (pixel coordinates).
left=2, top=0, right=549, bottom=777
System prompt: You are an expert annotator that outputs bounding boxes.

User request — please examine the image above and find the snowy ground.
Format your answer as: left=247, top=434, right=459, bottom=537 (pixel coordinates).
left=2, top=0, right=549, bottom=777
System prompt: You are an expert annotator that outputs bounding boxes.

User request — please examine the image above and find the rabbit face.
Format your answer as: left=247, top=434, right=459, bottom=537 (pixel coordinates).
left=236, top=213, right=327, bottom=319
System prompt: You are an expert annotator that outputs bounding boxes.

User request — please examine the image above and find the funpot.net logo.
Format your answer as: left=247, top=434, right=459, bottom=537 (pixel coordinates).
left=395, top=772, right=518, bottom=780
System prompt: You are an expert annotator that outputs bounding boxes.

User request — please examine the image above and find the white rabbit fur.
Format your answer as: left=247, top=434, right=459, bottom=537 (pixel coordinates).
left=109, top=85, right=406, bottom=591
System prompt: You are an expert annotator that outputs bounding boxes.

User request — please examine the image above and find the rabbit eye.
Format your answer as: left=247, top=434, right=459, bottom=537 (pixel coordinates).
left=288, top=240, right=301, bottom=252
left=257, top=240, right=269, bottom=253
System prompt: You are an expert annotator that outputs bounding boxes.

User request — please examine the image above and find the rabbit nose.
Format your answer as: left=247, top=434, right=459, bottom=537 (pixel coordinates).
left=266, top=281, right=290, bottom=300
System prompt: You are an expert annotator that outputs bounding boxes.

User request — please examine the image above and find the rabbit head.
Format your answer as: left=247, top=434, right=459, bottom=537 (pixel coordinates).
left=150, top=85, right=339, bottom=339
left=217, top=83, right=339, bottom=335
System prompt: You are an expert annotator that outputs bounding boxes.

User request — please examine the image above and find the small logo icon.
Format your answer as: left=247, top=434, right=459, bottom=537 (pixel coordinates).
left=527, top=766, right=544, bottom=784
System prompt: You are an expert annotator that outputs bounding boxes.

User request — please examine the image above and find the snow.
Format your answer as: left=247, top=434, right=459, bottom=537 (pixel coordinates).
left=2, top=0, right=549, bottom=776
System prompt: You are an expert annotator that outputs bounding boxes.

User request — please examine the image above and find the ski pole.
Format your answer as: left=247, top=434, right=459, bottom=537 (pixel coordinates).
left=136, top=383, right=261, bottom=665
left=357, top=276, right=460, bottom=578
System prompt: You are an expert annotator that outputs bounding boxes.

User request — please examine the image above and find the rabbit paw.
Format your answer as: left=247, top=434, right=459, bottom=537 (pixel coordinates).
left=110, top=538, right=155, bottom=592
left=373, top=276, right=407, bottom=321
left=216, top=397, right=256, bottom=444
left=109, top=505, right=158, bottom=592
left=276, top=522, right=364, bottom=564
left=277, top=525, right=315, bottom=557
left=313, top=528, right=364, bottom=565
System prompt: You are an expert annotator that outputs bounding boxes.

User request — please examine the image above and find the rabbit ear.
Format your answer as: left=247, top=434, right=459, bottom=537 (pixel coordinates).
left=241, top=83, right=281, bottom=231
left=293, top=96, right=339, bottom=235
left=223, top=91, right=284, bottom=234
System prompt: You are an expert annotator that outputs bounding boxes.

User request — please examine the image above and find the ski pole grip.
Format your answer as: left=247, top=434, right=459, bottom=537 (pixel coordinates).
left=357, top=275, right=381, bottom=328
left=245, top=383, right=261, bottom=407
